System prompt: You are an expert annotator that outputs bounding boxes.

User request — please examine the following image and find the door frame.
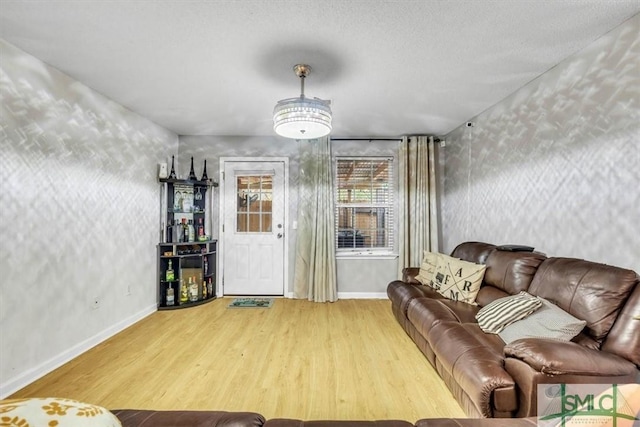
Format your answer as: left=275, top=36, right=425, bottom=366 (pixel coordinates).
left=218, top=157, right=289, bottom=297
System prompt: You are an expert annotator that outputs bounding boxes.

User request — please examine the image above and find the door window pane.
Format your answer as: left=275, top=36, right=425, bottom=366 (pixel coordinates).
left=236, top=175, right=273, bottom=233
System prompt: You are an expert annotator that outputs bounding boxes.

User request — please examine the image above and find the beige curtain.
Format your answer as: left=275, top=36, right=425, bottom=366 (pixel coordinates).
left=397, top=135, right=440, bottom=277
left=293, top=136, right=338, bottom=302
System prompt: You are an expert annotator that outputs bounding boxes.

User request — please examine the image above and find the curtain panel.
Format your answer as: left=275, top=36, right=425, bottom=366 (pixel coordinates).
left=397, top=135, right=440, bottom=278
left=293, top=136, right=338, bottom=302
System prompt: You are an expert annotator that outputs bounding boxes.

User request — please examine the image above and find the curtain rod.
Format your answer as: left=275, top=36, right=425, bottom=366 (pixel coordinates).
left=331, top=137, right=441, bottom=142
left=331, top=138, right=402, bottom=141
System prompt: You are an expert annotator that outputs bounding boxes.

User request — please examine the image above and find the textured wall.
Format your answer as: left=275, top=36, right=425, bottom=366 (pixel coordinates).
left=179, top=136, right=399, bottom=295
left=442, top=15, right=640, bottom=274
left=0, top=40, right=178, bottom=396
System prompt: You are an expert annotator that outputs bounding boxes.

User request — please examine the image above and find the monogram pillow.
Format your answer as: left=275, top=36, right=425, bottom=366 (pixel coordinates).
left=415, top=251, right=439, bottom=286
left=432, top=253, right=486, bottom=304
left=0, top=398, right=121, bottom=427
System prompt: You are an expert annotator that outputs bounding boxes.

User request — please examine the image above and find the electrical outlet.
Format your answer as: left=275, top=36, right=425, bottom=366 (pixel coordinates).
left=92, top=296, right=100, bottom=309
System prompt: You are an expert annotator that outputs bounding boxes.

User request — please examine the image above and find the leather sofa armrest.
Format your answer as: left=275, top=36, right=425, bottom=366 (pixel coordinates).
left=402, top=267, right=421, bottom=284
left=504, top=338, right=636, bottom=376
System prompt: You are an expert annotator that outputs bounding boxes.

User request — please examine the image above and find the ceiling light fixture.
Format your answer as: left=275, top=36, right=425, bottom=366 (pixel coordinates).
left=273, top=64, right=332, bottom=139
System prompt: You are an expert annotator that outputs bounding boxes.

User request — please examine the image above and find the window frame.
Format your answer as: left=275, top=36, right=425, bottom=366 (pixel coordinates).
left=334, top=156, right=396, bottom=257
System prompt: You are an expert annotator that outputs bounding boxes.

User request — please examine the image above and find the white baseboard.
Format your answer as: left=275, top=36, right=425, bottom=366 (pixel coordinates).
left=338, top=292, right=388, bottom=299
left=0, top=304, right=156, bottom=399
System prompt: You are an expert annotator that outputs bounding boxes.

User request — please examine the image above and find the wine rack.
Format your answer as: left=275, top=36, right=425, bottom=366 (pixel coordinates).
left=157, top=163, right=218, bottom=310
left=158, top=240, right=216, bottom=310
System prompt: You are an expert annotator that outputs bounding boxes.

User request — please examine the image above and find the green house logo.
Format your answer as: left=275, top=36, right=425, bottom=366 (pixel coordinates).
left=537, top=384, right=639, bottom=426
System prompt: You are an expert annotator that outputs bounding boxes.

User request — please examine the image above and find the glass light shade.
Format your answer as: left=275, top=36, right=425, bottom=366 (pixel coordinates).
left=273, top=96, right=332, bottom=139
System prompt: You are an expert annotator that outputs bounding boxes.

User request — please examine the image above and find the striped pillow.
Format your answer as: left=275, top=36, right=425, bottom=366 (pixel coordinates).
left=476, top=291, right=542, bottom=334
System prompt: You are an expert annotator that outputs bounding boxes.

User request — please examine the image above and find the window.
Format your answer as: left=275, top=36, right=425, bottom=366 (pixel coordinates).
left=335, top=157, right=394, bottom=254
left=235, top=174, right=273, bottom=233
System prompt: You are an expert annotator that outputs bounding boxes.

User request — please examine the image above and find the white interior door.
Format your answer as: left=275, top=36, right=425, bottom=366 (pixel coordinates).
left=222, top=160, right=286, bottom=295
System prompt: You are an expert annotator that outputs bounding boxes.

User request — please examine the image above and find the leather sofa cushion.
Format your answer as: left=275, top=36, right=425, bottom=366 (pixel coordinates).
left=407, top=298, right=481, bottom=341
left=483, top=250, right=546, bottom=295
left=528, top=258, right=638, bottom=343
left=436, top=299, right=481, bottom=324
left=113, top=410, right=266, bottom=427
left=407, top=298, right=459, bottom=340
left=264, top=420, right=414, bottom=427
left=387, top=281, right=443, bottom=318
left=504, top=338, right=637, bottom=376
left=415, top=418, right=538, bottom=427
left=429, top=322, right=516, bottom=416
left=601, top=284, right=640, bottom=366
left=475, top=286, right=510, bottom=307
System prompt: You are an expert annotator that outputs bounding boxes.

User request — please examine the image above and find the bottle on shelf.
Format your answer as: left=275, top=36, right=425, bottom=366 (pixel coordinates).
left=166, top=260, right=175, bottom=281
left=201, top=159, right=208, bottom=182
left=166, top=284, right=175, bottom=306
left=172, top=220, right=181, bottom=243
left=189, top=276, right=198, bottom=302
left=182, top=218, right=189, bottom=243
left=166, top=221, right=173, bottom=243
left=207, top=277, right=213, bottom=297
left=188, top=220, right=195, bottom=242
left=180, top=279, right=188, bottom=304
left=197, top=218, right=204, bottom=239
left=203, top=257, right=208, bottom=275
left=168, top=155, right=177, bottom=179
left=188, top=156, right=197, bottom=180
left=202, top=280, right=207, bottom=299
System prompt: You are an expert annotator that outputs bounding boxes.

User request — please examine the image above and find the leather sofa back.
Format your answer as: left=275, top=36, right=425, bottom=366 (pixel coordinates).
left=601, top=280, right=640, bottom=366
left=527, top=258, right=639, bottom=351
left=450, top=242, right=546, bottom=307
left=450, top=242, right=496, bottom=264
left=484, top=250, right=546, bottom=295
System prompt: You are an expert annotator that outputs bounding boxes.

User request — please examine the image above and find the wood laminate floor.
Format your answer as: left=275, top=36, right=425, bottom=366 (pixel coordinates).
left=9, top=298, right=466, bottom=422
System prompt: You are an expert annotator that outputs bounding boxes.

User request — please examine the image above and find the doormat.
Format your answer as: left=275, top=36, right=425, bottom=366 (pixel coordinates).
left=227, top=298, right=274, bottom=308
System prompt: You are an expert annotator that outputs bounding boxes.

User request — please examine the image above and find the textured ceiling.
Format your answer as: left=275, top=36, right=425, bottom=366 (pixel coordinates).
left=1, top=1, right=638, bottom=137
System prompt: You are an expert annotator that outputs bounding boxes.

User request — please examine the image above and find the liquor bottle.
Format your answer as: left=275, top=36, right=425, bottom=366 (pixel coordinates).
left=188, top=157, right=197, bottom=181
left=189, top=276, right=198, bottom=301
left=197, top=218, right=204, bottom=239
left=200, top=159, right=208, bottom=182
left=166, top=284, right=175, bottom=306
left=182, top=218, right=189, bottom=243
left=207, top=277, right=213, bottom=297
left=188, top=220, right=195, bottom=242
left=168, top=155, right=177, bottom=179
left=172, top=220, right=181, bottom=243
left=180, top=279, right=188, bottom=304
left=166, top=260, right=175, bottom=281
left=166, top=221, right=172, bottom=243
left=203, top=257, right=208, bottom=275
left=202, top=280, right=207, bottom=299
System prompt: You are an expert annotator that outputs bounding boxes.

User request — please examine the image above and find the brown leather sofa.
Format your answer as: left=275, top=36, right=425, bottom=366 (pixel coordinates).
left=387, top=241, right=640, bottom=418
left=112, top=409, right=539, bottom=426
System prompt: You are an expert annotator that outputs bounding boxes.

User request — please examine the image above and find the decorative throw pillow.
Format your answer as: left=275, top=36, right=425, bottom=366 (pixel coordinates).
left=0, top=398, right=122, bottom=427
left=432, top=253, right=486, bottom=304
left=476, top=291, right=542, bottom=334
left=415, top=250, right=439, bottom=286
left=499, top=297, right=587, bottom=344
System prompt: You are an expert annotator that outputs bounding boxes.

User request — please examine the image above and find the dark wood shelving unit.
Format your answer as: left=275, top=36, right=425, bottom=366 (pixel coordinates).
left=157, top=176, right=217, bottom=310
